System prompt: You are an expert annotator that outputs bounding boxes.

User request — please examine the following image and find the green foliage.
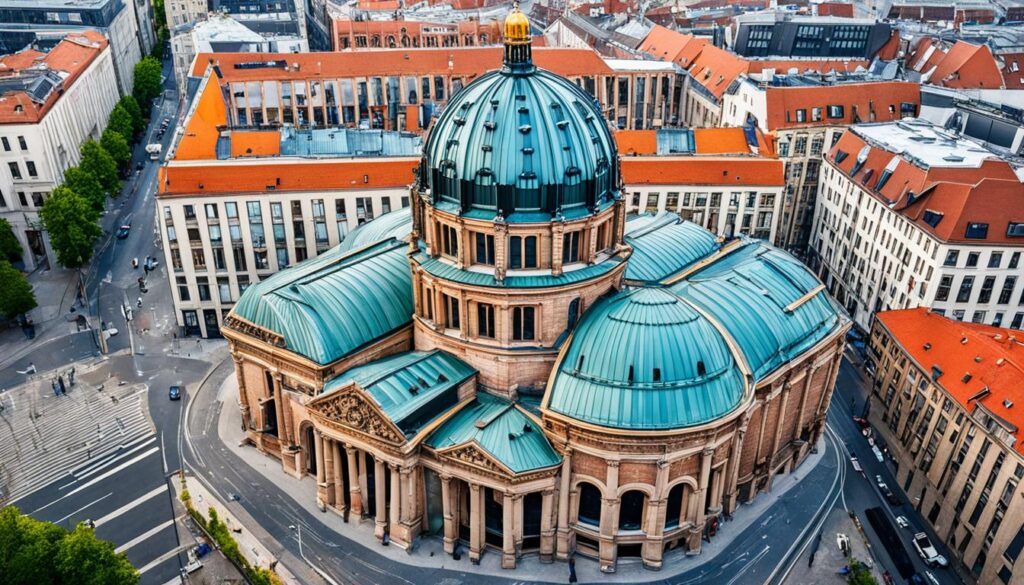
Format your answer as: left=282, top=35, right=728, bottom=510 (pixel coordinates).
left=101, top=129, right=131, bottom=169
left=38, top=186, right=102, bottom=269
left=107, top=104, right=134, bottom=143
left=79, top=140, right=120, bottom=195
left=846, top=560, right=877, bottom=585
left=117, top=95, right=145, bottom=135
left=0, top=260, right=36, bottom=319
left=151, top=27, right=169, bottom=60
left=64, top=166, right=106, bottom=211
left=0, top=217, right=23, bottom=263
left=132, top=57, right=163, bottom=110
left=0, top=506, right=139, bottom=585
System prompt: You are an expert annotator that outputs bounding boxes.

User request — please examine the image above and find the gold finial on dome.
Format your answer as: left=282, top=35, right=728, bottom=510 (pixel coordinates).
left=502, top=1, right=533, bottom=69
left=504, top=2, right=531, bottom=46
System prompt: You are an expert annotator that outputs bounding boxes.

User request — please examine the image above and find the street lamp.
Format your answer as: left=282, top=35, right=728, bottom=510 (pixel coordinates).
left=288, top=525, right=338, bottom=585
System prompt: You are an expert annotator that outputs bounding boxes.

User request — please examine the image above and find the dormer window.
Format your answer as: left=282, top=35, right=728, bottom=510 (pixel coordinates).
left=965, top=223, right=988, bottom=239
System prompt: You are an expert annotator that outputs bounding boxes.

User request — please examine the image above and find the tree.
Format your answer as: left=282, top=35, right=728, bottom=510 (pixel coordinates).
left=132, top=57, right=163, bottom=111
left=0, top=260, right=36, bottom=319
left=117, top=95, right=145, bottom=135
left=64, top=166, right=106, bottom=211
left=79, top=140, right=120, bottom=195
left=846, top=559, right=877, bottom=585
left=0, top=217, right=23, bottom=263
left=107, top=104, right=134, bottom=143
left=101, top=128, right=131, bottom=170
left=0, top=506, right=138, bottom=585
left=38, top=186, right=102, bottom=269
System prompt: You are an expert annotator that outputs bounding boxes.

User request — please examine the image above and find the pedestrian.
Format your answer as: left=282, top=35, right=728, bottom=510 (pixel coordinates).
left=137, top=297, right=142, bottom=308
left=58, top=376, right=66, bottom=395
left=69, top=367, right=76, bottom=386
left=568, top=554, right=577, bottom=583
left=16, top=362, right=36, bottom=375
left=52, top=379, right=60, bottom=397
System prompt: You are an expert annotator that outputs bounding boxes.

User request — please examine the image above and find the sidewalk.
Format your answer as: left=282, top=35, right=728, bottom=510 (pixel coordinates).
left=786, top=508, right=886, bottom=585
left=207, top=368, right=829, bottom=584
left=0, top=266, right=86, bottom=371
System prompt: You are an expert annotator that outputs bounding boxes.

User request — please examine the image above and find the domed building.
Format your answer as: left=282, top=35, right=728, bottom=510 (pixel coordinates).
left=223, top=7, right=849, bottom=573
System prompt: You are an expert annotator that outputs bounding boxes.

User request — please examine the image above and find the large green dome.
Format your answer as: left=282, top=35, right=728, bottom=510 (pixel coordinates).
left=418, top=35, right=619, bottom=221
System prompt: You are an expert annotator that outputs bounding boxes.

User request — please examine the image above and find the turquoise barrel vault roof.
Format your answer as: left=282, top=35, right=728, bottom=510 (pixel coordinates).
left=420, top=64, right=619, bottom=221
left=426, top=393, right=561, bottom=474
left=668, top=240, right=843, bottom=380
left=546, top=287, right=747, bottom=430
left=230, top=238, right=413, bottom=364
left=323, top=350, right=475, bottom=437
left=337, top=208, right=413, bottom=253
left=623, top=213, right=720, bottom=283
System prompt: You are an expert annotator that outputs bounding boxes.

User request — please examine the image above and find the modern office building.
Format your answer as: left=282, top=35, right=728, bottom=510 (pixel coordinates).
left=728, top=11, right=897, bottom=60
left=867, top=308, right=1024, bottom=584
left=0, top=32, right=119, bottom=270
left=221, top=9, right=849, bottom=573
left=809, top=119, right=1024, bottom=332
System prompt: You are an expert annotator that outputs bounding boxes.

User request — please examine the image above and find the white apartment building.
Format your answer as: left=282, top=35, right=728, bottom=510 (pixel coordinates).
left=0, top=33, right=120, bottom=269
left=810, top=119, right=1024, bottom=332
left=722, top=75, right=922, bottom=253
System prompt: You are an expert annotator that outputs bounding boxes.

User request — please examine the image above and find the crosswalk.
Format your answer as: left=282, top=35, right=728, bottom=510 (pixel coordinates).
left=0, top=381, right=153, bottom=504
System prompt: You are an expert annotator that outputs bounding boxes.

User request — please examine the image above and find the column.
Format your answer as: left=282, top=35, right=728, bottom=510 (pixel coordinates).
left=599, top=460, right=619, bottom=573
left=725, top=416, right=749, bottom=513
left=271, top=374, right=286, bottom=444
left=768, top=383, right=791, bottom=490
left=502, top=492, right=515, bottom=569
left=555, top=449, right=573, bottom=561
left=540, top=489, right=556, bottom=562
left=643, top=460, right=670, bottom=569
left=441, top=475, right=456, bottom=555
left=551, top=222, right=565, bottom=276
left=276, top=374, right=295, bottom=446
left=346, top=445, right=363, bottom=517
left=469, top=483, right=483, bottom=564
left=233, top=356, right=250, bottom=431
left=389, top=464, right=401, bottom=543
left=374, top=457, right=387, bottom=541
left=314, top=430, right=327, bottom=511
left=323, top=436, right=335, bottom=508
left=332, top=440, right=346, bottom=517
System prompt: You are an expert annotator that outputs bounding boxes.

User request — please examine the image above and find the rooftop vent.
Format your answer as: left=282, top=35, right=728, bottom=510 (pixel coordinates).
left=961, top=337, right=969, bottom=345
left=968, top=387, right=990, bottom=402
left=997, top=358, right=1006, bottom=366
left=408, top=385, right=419, bottom=396
left=523, top=424, right=532, bottom=433
left=923, top=343, right=932, bottom=350
left=974, top=356, right=982, bottom=363
left=962, top=373, right=972, bottom=383
left=437, top=373, right=448, bottom=384
left=931, top=365, right=943, bottom=380
left=1004, top=399, right=1014, bottom=409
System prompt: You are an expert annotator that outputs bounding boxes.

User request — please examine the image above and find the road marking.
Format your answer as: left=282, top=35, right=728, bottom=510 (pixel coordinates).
left=138, top=544, right=190, bottom=575
left=94, top=484, right=168, bottom=527
left=75, top=436, right=157, bottom=480
left=30, top=447, right=160, bottom=514
left=161, top=432, right=167, bottom=474
left=55, top=492, right=114, bottom=525
left=115, top=519, right=175, bottom=553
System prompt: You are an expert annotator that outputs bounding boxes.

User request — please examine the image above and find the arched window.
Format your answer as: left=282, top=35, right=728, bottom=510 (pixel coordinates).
left=665, top=483, right=690, bottom=530
left=577, top=482, right=602, bottom=527
left=618, top=490, right=646, bottom=531
left=595, top=158, right=609, bottom=201
left=386, top=35, right=397, bottom=48
left=439, top=161, right=458, bottom=204
left=567, top=298, right=580, bottom=330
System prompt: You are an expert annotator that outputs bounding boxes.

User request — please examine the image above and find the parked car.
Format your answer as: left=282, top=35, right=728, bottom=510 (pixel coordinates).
left=116, top=223, right=131, bottom=239
left=895, top=515, right=910, bottom=529
left=169, top=385, right=182, bottom=400
left=875, top=475, right=901, bottom=505
left=850, top=453, right=862, bottom=473
left=852, top=415, right=870, bottom=429
left=912, top=532, right=948, bottom=567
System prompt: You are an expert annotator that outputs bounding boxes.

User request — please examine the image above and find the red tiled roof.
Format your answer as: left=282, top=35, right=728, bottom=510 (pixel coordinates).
left=175, top=78, right=227, bottom=160
left=816, top=2, right=854, bottom=17
left=693, top=127, right=751, bottom=154
left=915, top=40, right=1005, bottom=89
left=637, top=25, right=709, bottom=68
left=615, top=130, right=658, bottom=155
left=621, top=156, right=784, bottom=186
left=877, top=308, right=1024, bottom=455
left=193, top=47, right=611, bottom=81
left=0, top=31, right=109, bottom=124
left=159, top=158, right=419, bottom=195
left=827, top=130, right=1024, bottom=245
left=764, top=81, right=920, bottom=130
left=1000, top=53, right=1024, bottom=90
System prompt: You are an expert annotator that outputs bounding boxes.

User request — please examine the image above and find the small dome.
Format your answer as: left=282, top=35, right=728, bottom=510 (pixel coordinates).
left=504, top=4, right=530, bottom=45
left=418, top=7, right=618, bottom=221
left=546, top=287, right=746, bottom=430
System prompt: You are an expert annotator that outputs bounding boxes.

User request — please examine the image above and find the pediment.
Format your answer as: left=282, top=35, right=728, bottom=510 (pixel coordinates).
left=437, top=441, right=514, bottom=477
left=309, top=388, right=405, bottom=445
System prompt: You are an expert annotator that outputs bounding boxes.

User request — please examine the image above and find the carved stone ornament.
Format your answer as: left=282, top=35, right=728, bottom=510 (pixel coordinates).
left=223, top=315, right=286, bottom=348
left=311, top=391, right=404, bottom=445
left=444, top=443, right=510, bottom=476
